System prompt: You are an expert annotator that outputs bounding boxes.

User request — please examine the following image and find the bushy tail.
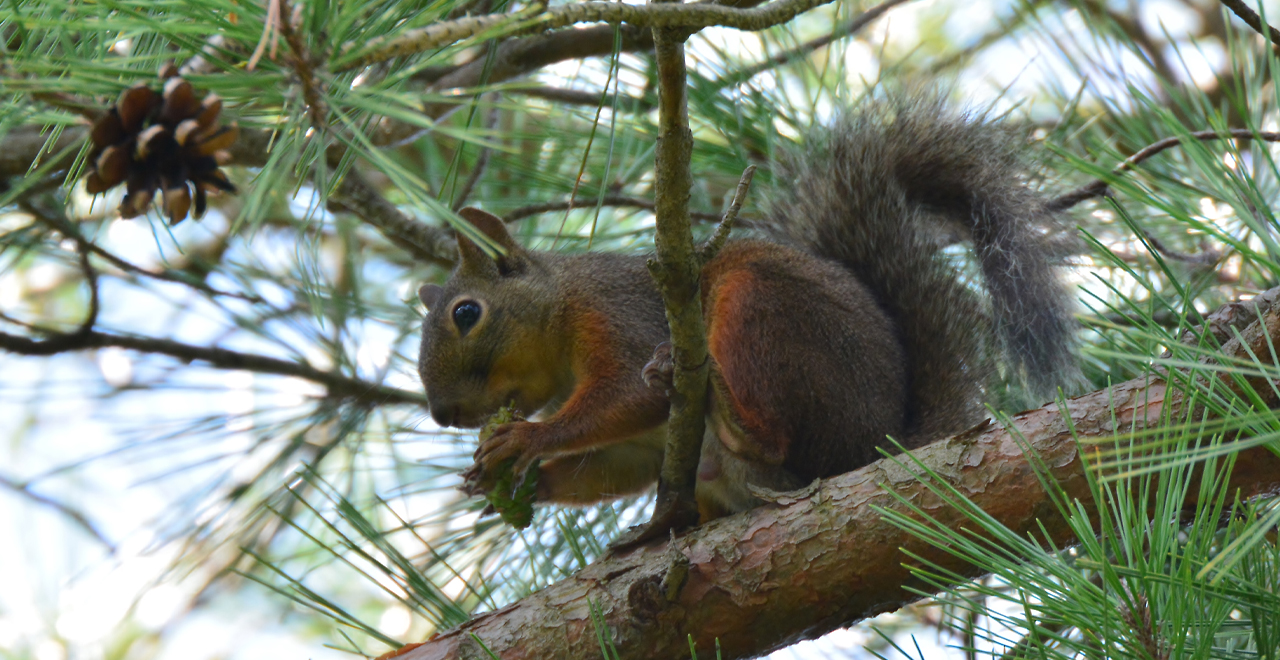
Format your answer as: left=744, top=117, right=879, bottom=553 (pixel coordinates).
left=763, top=94, right=1079, bottom=442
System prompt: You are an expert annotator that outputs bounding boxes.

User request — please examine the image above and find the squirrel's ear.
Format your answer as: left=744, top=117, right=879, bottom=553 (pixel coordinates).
left=418, top=284, right=444, bottom=311
left=455, top=207, right=529, bottom=277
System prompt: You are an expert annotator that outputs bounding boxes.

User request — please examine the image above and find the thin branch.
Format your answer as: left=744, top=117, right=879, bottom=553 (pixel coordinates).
left=0, top=327, right=426, bottom=407
left=1142, top=231, right=1223, bottom=268
left=0, top=473, right=115, bottom=551
left=73, top=240, right=99, bottom=335
left=0, top=125, right=86, bottom=178
left=926, top=0, right=1045, bottom=74
left=699, top=164, right=755, bottom=262
left=380, top=25, right=659, bottom=146
left=451, top=104, right=501, bottom=212
left=19, top=199, right=265, bottom=303
left=1048, top=128, right=1280, bottom=211
left=1075, top=0, right=1180, bottom=87
left=713, top=0, right=913, bottom=90
left=445, top=0, right=495, bottom=20
left=342, top=0, right=840, bottom=71
left=1218, top=0, right=1280, bottom=47
left=512, top=85, right=650, bottom=110
left=502, top=194, right=727, bottom=223
left=247, top=0, right=284, bottom=72
left=615, top=20, right=704, bottom=548
left=278, top=0, right=330, bottom=133
left=29, top=92, right=102, bottom=122
left=329, top=169, right=457, bottom=268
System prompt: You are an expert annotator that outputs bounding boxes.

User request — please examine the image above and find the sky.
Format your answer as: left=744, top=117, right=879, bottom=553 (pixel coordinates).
left=0, top=0, right=1257, bottom=658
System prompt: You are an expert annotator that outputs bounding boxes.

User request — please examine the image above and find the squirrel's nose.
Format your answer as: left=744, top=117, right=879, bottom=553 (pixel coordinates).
left=430, top=403, right=459, bottom=428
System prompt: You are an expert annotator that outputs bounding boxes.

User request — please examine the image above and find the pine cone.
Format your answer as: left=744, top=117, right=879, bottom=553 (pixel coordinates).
left=85, top=64, right=238, bottom=224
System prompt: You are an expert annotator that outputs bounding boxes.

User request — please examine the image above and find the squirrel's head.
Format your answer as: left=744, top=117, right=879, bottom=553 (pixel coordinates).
left=417, top=208, right=563, bottom=428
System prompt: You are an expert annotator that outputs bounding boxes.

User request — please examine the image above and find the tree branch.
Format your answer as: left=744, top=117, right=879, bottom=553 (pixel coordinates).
left=0, top=473, right=115, bottom=550
left=613, top=21, right=704, bottom=548
left=379, top=24, right=659, bottom=146
left=384, top=295, right=1280, bottom=659
left=450, top=103, right=501, bottom=212
left=343, top=0, right=840, bottom=70
left=19, top=199, right=266, bottom=303
left=0, top=327, right=426, bottom=407
left=1218, top=0, right=1280, bottom=48
left=698, top=165, right=754, bottom=262
left=328, top=168, right=457, bottom=268
left=501, top=194, right=727, bottom=224
left=512, top=85, right=650, bottom=110
left=1048, top=128, right=1280, bottom=211
left=711, top=0, right=914, bottom=90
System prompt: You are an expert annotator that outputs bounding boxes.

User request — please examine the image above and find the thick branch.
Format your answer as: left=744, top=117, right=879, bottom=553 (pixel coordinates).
left=387, top=300, right=1280, bottom=659
left=0, top=327, right=425, bottom=407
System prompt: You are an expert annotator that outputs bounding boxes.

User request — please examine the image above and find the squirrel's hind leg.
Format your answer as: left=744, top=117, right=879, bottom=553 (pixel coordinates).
left=701, top=242, right=908, bottom=482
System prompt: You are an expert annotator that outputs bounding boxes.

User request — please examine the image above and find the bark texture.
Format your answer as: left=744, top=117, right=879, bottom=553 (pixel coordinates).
left=387, top=366, right=1280, bottom=659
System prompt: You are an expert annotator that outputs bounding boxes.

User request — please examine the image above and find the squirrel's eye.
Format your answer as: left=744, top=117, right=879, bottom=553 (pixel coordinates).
left=452, top=300, right=482, bottom=335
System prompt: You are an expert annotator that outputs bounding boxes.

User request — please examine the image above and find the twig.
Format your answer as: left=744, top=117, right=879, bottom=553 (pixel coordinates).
left=699, top=165, right=755, bottom=262
left=384, top=24, right=657, bottom=146
left=713, top=0, right=913, bottom=89
left=1048, top=128, right=1280, bottom=211
left=30, top=92, right=102, bottom=122
left=0, top=473, right=115, bottom=551
left=512, top=85, right=650, bottom=111
left=1218, top=0, right=1280, bottom=48
left=247, top=0, right=284, bottom=72
left=1142, top=231, right=1223, bottom=268
left=612, top=21, right=704, bottom=549
left=446, top=0, right=495, bottom=20
left=451, top=104, right=502, bottom=212
left=342, top=0, right=841, bottom=70
left=330, top=169, right=457, bottom=267
left=1075, top=0, right=1180, bottom=86
left=0, top=327, right=426, bottom=406
left=73, top=241, right=99, bottom=336
left=277, top=0, right=330, bottom=133
left=19, top=199, right=265, bottom=303
left=502, top=194, right=727, bottom=223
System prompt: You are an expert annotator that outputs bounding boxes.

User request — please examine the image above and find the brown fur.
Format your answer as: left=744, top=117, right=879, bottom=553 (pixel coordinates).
left=418, top=97, right=1079, bottom=521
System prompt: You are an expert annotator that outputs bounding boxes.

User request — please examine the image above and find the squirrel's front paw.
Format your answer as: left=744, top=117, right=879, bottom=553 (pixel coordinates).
left=463, top=421, right=543, bottom=494
left=642, top=341, right=674, bottom=391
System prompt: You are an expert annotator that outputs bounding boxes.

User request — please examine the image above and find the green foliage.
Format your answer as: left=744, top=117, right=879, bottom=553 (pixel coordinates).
left=5, top=0, right=1280, bottom=657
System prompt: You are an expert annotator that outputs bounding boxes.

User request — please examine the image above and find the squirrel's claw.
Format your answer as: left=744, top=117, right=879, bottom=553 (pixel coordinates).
left=459, top=463, right=487, bottom=497
left=465, top=420, right=543, bottom=498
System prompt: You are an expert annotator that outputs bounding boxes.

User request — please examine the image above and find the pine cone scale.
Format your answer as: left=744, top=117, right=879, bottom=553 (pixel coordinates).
left=84, top=63, right=238, bottom=224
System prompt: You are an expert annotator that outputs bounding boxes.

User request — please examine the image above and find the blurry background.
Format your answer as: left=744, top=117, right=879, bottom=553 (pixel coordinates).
left=2, top=0, right=1279, bottom=657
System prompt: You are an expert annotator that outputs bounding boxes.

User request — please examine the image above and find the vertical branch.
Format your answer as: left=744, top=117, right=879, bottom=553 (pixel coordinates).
left=618, top=24, right=705, bottom=546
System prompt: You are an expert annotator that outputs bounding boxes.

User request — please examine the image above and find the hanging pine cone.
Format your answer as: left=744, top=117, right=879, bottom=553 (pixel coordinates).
left=84, top=64, right=238, bottom=225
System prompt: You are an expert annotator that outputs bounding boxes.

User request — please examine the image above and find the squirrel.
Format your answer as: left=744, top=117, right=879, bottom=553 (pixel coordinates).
left=417, top=95, right=1080, bottom=522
